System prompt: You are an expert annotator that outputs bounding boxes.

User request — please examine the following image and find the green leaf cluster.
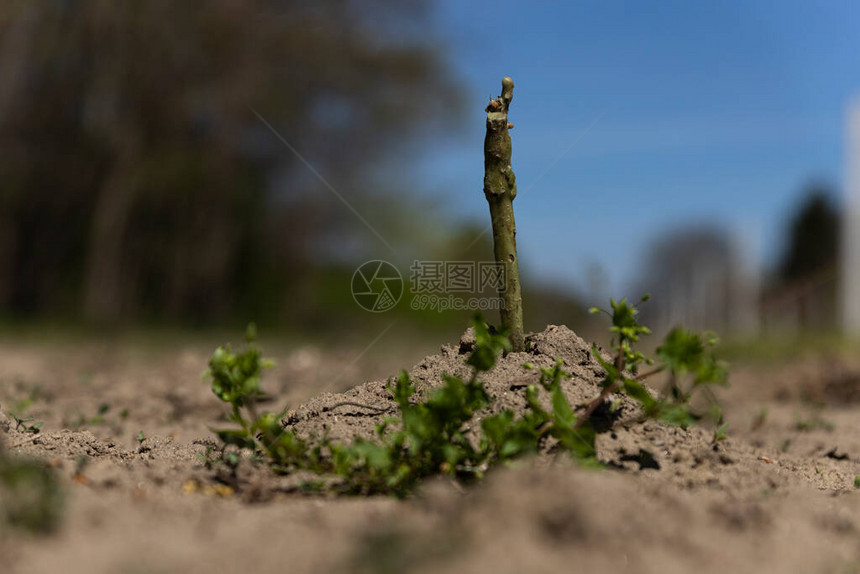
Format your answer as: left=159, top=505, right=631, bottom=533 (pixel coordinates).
left=204, top=299, right=729, bottom=496
left=481, top=362, right=596, bottom=463
left=205, top=323, right=274, bottom=409
left=204, top=317, right=601, bottom=496
left=8, top=413, right=43, bottom=434
left=588, top=297, right=728, bottom=430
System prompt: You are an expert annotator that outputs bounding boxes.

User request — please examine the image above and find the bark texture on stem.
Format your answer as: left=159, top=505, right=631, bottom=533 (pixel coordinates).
left=483, top=77, right=524, bottom=351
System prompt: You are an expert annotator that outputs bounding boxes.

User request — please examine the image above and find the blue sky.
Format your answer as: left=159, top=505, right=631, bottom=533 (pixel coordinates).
left=413, top=0, right=859, bottom=299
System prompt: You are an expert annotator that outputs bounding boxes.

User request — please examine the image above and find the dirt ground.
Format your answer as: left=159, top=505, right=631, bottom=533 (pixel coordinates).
left=2, top=325, right=860, bottom=574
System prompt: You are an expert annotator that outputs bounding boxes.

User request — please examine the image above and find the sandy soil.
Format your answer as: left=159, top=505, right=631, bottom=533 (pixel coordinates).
left=2, top=326, right=860, bottom=574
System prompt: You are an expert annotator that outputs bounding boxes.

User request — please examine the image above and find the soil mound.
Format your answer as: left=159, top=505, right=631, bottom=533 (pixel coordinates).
left=284, top=325, right=628, bottom=443
left=283, top=325, right=860, bottom=497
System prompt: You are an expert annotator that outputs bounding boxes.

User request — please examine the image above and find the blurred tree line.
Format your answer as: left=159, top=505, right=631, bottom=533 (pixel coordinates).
left=634, top=181, right=842, bottom=336
left=0, top=0, right=473, bottom=328
left=760, top=184, right=840, bottom=332
left=776, top=185, right=840, bottom=283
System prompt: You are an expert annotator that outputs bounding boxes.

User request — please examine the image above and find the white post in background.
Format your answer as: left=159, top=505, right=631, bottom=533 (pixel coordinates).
left=842, top=98, right=860, bottom=335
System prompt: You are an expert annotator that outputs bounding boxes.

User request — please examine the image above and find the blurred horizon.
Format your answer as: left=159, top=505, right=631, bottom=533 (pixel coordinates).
left=0, top=0, right=857, bottom=341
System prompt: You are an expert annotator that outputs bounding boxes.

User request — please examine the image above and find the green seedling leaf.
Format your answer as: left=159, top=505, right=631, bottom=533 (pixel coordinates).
left=551, top=385, right=576, bottom=429
left=622, top=378, right=658, bottom=413
left=245, top=322, right=258, bottom=342
left=555, top=421, right=598, bottom=461
left=657, top=404, right=700, bottom=429
left=10, top=413, right=43, bottom=434
left=591, top=345, right=620, bottom=383
left=466, top=317, right=511, bottom=372
left=712, top=423, right=729, bottom=443
left=389, top=371, right=415, bottom=409
left=694, top=356, right=729, bottom=386
left=210, top=428, right=253, bottom=449
left=657, top=327, right=705, bottom=375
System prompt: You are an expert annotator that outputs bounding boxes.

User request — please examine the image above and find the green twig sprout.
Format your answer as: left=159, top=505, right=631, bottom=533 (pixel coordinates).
left=484, top=77, right=524, bottom=351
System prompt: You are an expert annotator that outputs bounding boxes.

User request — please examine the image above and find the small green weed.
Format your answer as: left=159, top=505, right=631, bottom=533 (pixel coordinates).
left=91, top=403, right=110, bottom=425
left=71, top=402, right=117, bottom=431
left=585, top=296, right=728, bottom=430
left=712, top=423, right=729, bottom=443
left=794, top=412, right=834, bottom=432
left=8, top=412, right=43, bottom=434
left=2, top=385, right=46, bottom=434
